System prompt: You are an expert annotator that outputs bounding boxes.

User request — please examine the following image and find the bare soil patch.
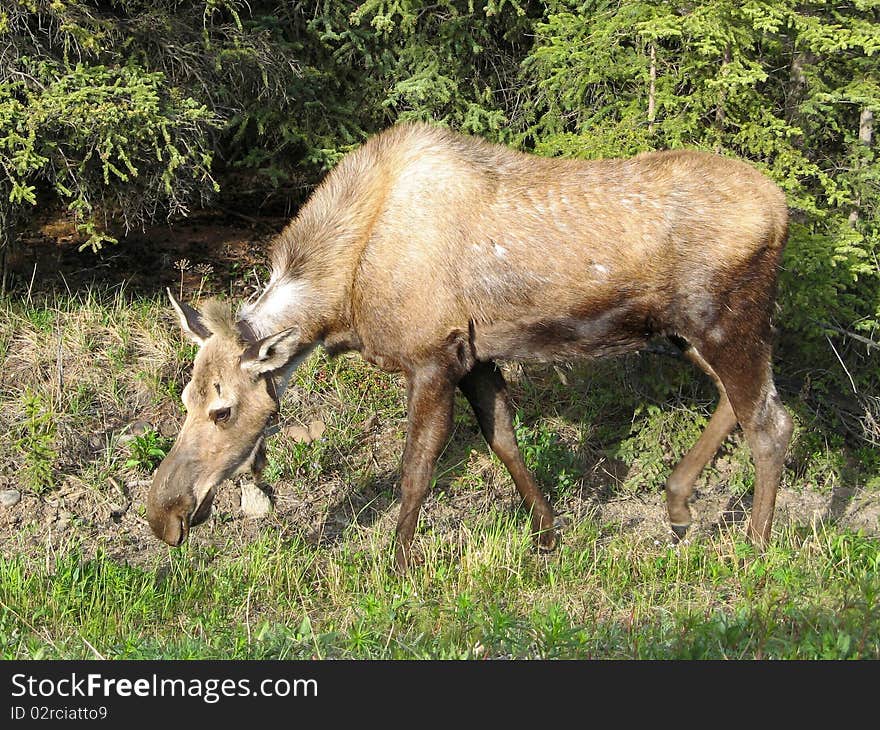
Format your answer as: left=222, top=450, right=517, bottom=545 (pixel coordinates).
left=7, top=210, right=288, bottom=300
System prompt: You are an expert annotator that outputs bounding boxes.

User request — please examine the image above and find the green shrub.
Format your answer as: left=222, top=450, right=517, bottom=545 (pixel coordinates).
left=15, top=387, right=57, bottom=494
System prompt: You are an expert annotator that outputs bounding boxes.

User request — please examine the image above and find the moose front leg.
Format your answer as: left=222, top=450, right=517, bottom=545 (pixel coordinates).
left=458, top=361, right=558, bottom=550
left=394, top=364, right=456, bottom=572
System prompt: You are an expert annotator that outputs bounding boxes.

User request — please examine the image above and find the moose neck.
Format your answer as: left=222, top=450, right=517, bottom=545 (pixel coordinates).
left=238, top=274, right=325, bottom=341
left=235, top=225, right=361, bottom=350
left=237, top=139, right=391, bottom=346
left=234, top=278, right=323, bottom=403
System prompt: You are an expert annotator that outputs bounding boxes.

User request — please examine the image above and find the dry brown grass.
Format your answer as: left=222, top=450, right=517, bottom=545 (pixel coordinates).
left=0, top=288, right=184, bottom=489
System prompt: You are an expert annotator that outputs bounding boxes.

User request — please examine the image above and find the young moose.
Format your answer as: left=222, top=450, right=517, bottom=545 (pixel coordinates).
left=147, top=123, right=793, bottom=570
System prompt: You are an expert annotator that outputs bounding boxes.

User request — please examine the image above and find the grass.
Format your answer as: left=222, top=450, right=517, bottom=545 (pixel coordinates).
left=1, top=519, right=877, bottom=659
left=0, top=288, right=877, bottom=660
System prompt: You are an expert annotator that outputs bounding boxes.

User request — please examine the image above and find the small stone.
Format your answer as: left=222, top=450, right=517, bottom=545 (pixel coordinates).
left=118, top=420, right=153, bottom=445
left=240, top=481, right=272, bottom=519
left=283, top=424, right=313, bottom=444
left=307, top=419, right=326, bottom=441
left=362, top=413, right=379, bottom=431
left=0, top=489, right=21, bottom=508
left=159, top=421, right=179, bottom=438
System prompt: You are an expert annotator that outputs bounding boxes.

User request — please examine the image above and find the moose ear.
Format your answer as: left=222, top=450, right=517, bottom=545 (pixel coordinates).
left=239, top=327, right=302, bottom=375
left=167, top=287, right=212, bottom=346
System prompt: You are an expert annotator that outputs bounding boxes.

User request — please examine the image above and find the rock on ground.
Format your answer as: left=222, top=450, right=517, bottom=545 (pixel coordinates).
left=240, top=481, right=273, bottom=519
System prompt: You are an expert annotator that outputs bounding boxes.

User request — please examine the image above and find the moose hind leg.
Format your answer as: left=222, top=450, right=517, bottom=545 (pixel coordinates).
left=458, top=361, right=558, bottom=550
left=665, top=347, right=738, bottom=540
left=707, top=350, right=793, bottom=549
left=394, top=364, right=456, bottom=572
left=739, top=379, right=793, bottom=547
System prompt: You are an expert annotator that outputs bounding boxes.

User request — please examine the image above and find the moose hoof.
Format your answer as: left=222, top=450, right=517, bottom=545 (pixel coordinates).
left=536, top=526, right=561, bottom=553
left=393, top=546, right=424, bottom=574
left=670, top=523, right=690, bottom=542
left=534, top=514, right=567, bottom=553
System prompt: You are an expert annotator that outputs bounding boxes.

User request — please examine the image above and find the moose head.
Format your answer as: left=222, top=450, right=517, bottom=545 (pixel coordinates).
left=145, top=290, right=303, bottom=546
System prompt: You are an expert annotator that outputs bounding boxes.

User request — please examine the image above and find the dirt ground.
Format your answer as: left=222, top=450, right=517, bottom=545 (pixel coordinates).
left=1, top=213, right=878, bottom=567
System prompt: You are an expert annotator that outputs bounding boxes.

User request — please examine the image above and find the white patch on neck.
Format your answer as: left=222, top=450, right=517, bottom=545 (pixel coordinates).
left=238, top=277, right=310, bottom=339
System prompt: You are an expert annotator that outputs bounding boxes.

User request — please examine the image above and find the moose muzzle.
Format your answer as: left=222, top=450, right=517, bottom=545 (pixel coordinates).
left=146, top=444, right=215, bottom=546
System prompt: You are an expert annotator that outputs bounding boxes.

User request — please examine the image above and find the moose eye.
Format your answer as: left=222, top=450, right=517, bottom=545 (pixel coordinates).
left=210, top=407, right=231, bottom=424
